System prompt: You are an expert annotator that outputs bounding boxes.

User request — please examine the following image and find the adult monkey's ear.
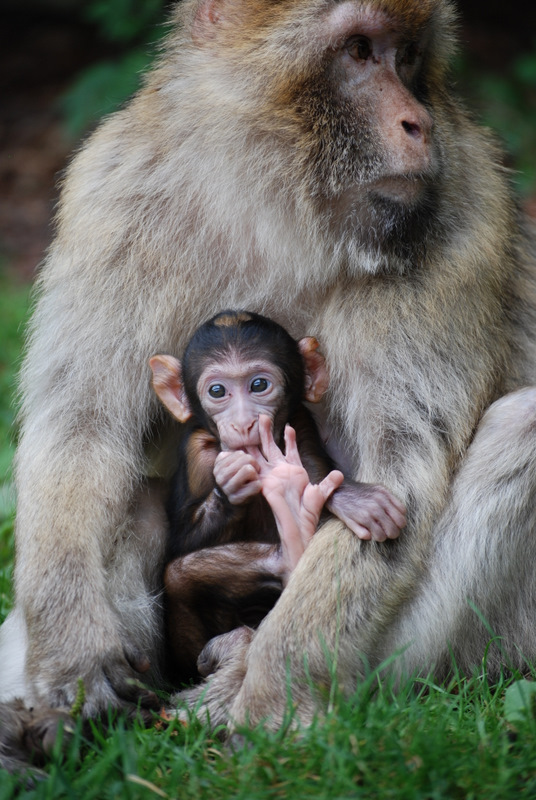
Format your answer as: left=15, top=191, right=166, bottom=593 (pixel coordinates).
left=149, top=355, right=193, bottom=423
left=192, top=0, right=228, bottom=43
left=298, top=337, right=329, bottom=404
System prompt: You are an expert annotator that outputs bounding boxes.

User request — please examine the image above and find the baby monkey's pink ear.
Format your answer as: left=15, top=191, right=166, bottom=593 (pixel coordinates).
left=149, top=355, right=193, bottom=422
left=298, top=337, right=329, bottom=404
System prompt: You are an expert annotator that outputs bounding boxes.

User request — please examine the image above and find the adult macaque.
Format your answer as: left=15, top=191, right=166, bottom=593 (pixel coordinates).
left=150, top=310, right=403, bottom=682
left=1, top=0, right=536, bottom=758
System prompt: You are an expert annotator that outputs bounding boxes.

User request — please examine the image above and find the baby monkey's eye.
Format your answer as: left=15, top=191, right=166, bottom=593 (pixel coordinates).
left=208, top=384, right=226, bottom=398
left=250, top=378, right=269, bottom=393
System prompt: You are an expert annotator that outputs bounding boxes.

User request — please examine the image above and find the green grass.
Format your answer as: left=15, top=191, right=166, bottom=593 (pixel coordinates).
left=1, top=274, right=536, bottom=798
left=0, top=274, right=31, bottom=620
left=2, top=670, right=536, bottom=799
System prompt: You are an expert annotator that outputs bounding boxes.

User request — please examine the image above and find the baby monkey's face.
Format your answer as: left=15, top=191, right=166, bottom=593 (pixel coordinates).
left=197, top=354, right=286, bottom=451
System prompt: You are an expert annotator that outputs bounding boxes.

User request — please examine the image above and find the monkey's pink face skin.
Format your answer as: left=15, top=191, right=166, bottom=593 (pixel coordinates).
left=325, top=3, right=437, bottom=202
left=196, top=357, right=286, bottom=451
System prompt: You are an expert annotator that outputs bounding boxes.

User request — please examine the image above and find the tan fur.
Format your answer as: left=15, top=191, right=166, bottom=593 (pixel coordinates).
left=2, top=0, right=536, bottom=745
left=185, top=430, right=219, bottom=498
left=214, top=312, right=253, bottom=327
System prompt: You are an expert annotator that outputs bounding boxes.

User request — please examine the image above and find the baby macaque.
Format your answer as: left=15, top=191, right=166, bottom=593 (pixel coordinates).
left=150, top=311, right=406, bottom=683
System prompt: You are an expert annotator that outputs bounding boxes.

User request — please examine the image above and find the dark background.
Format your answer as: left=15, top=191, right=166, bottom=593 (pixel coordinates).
left=1, top=0, right=535, bottom=280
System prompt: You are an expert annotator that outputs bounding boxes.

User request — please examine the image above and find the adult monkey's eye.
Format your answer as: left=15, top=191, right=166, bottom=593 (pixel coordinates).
left=208, top=384, right=226, bottom=398
left=347, top=36, right=372, bottom=62
left=400, top=42, right=420, bottom=66
left=251, top=378, right=269, bottom=393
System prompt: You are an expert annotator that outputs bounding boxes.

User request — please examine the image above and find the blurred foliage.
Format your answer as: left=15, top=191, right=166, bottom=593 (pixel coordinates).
left=61, top=0, right=169, bottom=137
left=0, top=275, right=31, bottom=618
left=86, top=0, right=166, bottom=42
left=456, top=46, right=536, bottom=195
left=62, top=47, right=159, bottom=136
left=0, top=276, right=31, bottom=505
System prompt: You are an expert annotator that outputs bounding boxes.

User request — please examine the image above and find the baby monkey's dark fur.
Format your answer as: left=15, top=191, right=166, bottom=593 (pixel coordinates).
left=157, top=311, right=337, bottom=684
